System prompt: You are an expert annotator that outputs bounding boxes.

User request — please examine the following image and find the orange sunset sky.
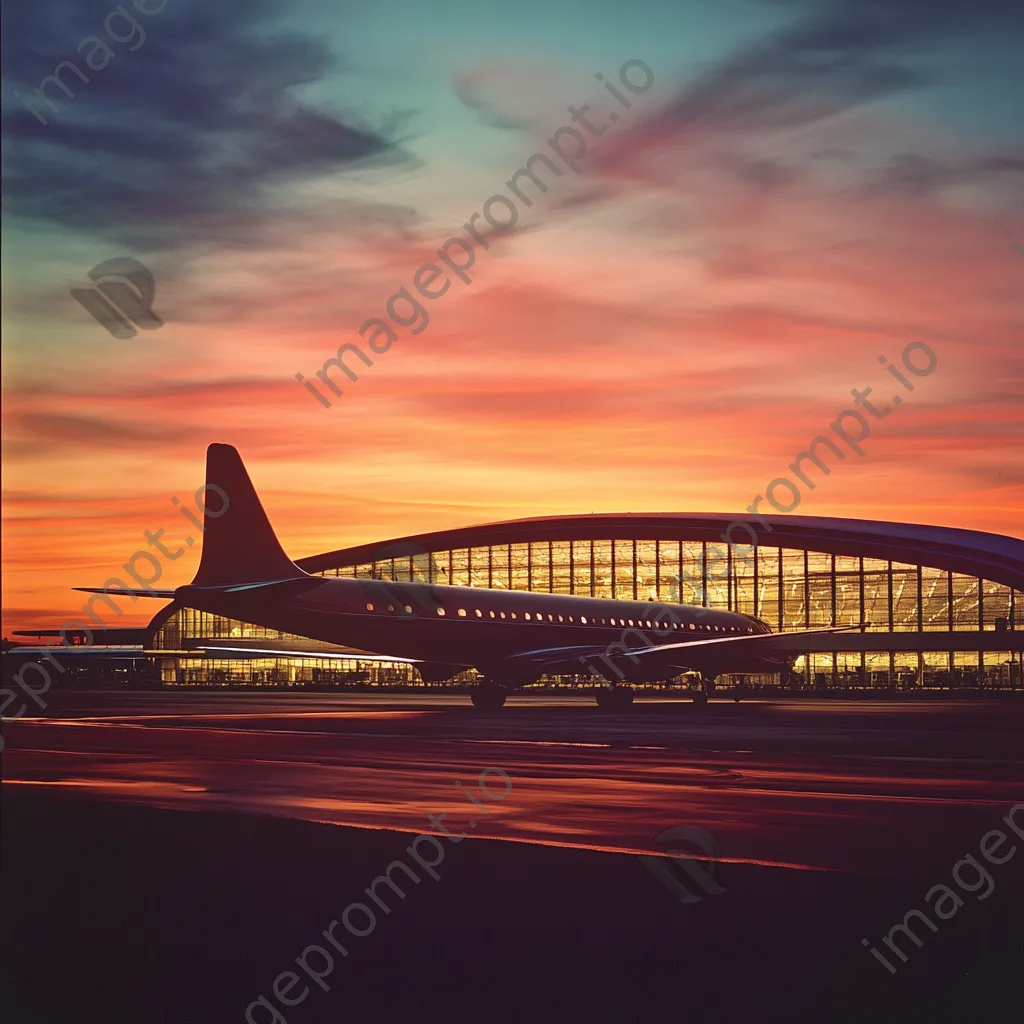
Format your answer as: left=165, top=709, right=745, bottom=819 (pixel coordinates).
left=3, top=0, right=1022, bottom=635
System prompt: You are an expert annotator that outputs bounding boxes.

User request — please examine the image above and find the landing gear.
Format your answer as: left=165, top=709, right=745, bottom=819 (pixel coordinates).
left=692, top=674, right=716, bottom=706
left=595, top=686, right=635, bottom=710
left=470, top=681, right=507, bottom=710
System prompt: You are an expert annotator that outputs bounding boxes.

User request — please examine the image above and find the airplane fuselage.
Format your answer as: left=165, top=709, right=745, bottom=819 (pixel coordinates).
left=175, top=575, right=780, bottom=684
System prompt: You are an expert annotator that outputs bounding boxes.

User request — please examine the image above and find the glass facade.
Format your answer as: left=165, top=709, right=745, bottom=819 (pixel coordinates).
left=151, top=535, right=1023, bottom=691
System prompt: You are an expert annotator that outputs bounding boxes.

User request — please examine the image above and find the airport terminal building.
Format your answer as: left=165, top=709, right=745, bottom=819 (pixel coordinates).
left=126, top=513, right=1023, bottom=692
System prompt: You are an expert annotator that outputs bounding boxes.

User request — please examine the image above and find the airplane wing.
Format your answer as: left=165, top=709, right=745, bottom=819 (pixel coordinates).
left=618, top=623, right=869, bottom=659
left=191, top=638, right=421, bottom=663
left=74, top=586, right=177, bottom=599
left=73, top=577, right=313, bottom=601
left=506, top=624, right=869, bottom=674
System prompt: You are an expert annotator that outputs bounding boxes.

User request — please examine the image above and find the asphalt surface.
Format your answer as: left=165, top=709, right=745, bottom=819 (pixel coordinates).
left=5, top=691, right=1023, bottom=878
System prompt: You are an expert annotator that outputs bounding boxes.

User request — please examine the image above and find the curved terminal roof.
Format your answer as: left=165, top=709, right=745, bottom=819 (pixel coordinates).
left=295, top=513, right=1024, bottom=592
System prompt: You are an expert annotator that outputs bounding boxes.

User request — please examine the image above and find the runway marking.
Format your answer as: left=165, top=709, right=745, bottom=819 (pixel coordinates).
left=21, top=710, right=432, bottom=725
left=294, top=816, right=844, bottom=874
left=5, top=779, right=206, bottom=794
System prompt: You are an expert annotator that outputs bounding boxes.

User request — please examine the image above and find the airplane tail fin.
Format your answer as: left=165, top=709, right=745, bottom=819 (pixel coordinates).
left=190, top=443, right=309, bottom=587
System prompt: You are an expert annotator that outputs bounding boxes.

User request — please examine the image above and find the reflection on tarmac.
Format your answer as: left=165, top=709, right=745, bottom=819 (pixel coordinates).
left=4, top=693, right=1024, bottom=877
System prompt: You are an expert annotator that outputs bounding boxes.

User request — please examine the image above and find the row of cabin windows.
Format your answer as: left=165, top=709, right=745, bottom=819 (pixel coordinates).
left=363, top=602, right=754, bottom=634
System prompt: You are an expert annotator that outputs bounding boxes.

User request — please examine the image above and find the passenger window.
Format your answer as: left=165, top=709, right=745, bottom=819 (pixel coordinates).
left=437, top=608, right=446, bottom=616
left=499, top=611, right=506, bottom=619
left=558, top=615, right=564, bottom=623
left=475, top=609, right=483, bottom=617
left=581, top=616, right=587, bottom=624
left=365, top=603, right=374, bottom=612
left=489, top=611, right=496, bottom=618
left=511, top=613, right=517, bottom=619
left=525, top=613, right=531, bottom=621
left=404, top=605, right=413, bottom=614
left=387, top=604, right=395, bottom=613
left=548, top=614, right=554, bottom=622
left=458, top=609, right=467, bottom=617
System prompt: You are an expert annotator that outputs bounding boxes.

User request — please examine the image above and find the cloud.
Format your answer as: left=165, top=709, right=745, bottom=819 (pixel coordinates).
left=453, top=59, right=582, bottom=131
left=2, top=0, right=414, bottom=249
left=576, top=0, right=1023, bottom=190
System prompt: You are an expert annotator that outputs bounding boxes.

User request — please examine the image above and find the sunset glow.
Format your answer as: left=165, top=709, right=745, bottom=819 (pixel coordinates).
left=3, top=0, right=1022, bottom=635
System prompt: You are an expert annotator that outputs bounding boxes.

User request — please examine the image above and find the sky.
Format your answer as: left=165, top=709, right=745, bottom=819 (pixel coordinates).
left=2, top=0, right=1023, bottom=634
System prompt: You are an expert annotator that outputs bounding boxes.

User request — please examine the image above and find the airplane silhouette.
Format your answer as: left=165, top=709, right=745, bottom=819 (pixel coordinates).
left=79, top=444, right=865, bottom=708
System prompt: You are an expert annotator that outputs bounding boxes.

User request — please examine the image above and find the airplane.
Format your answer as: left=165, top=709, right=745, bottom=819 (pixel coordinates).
left=79, top=444, right=867, bottom=709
